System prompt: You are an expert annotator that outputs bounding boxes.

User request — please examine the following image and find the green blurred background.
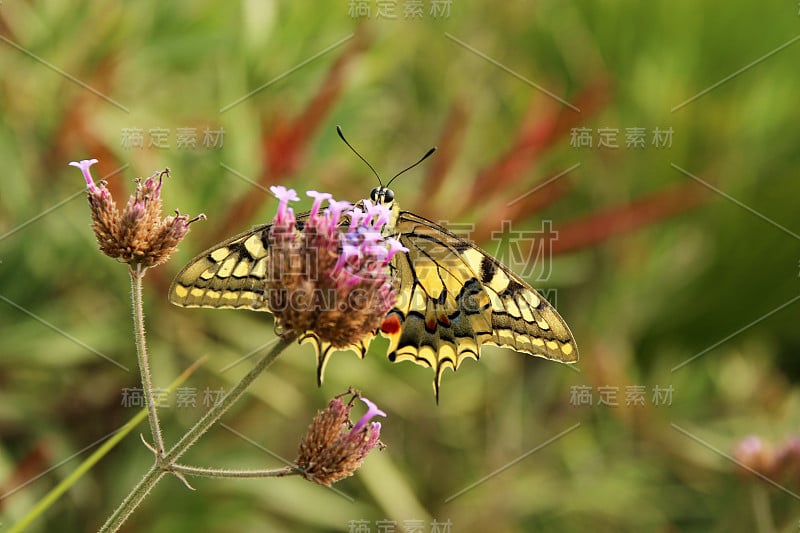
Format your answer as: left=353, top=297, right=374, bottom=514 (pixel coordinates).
left=2, top=2, right=800, bottom=532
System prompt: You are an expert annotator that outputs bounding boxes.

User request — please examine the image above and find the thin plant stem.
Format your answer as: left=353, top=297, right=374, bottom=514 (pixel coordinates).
left=8, top=357, right=206, bottom=533
left=170, top=463, right=301, bottom=479
left=751, top=485, right=775, bottom=533
left=99, top=332, right=298, bottom=533
left=130, top=264, right=165, bottom=456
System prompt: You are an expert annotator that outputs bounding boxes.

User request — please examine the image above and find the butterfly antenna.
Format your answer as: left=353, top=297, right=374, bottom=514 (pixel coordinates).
left=337, top=125, right=384, bottom=186
left=385, top=146, right=437, bottom=188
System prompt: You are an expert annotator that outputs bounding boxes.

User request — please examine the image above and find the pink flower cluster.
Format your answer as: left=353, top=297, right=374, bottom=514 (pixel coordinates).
left=266, top=186, right=407, bottom=349
left=296, top=393, right=386, bottom=486
left=69, top=159, right=203, bottom=269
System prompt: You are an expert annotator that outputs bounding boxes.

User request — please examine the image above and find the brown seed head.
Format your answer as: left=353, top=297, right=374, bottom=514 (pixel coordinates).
left=296, top=391, right=386, bottom=486
left=69, top=160, right=205, bottom=269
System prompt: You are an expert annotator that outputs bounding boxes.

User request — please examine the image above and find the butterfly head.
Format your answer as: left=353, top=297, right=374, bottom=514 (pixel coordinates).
left=370, top=186, right=395, bottom=208
left=336, top=125, right=436, bottom=213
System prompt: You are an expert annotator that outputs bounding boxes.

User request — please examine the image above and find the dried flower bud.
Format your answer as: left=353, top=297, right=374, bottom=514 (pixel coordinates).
left=265, top=187, right=406, bottom=351
left=296, top=392, right=386, bottom=486
left=734, top=434, right=800, bottom=483
left=733, top=435, right=774, bottom=478
left=69, top=159, right=205, bottom=269
left=771, top=436, right=800, bottom=480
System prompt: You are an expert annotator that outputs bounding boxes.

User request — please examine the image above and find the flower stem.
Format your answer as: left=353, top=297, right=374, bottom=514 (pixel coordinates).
left=7, top=357, right=206, bottom=533
left=170, top=463, right=301, bottom=479
left=750, top=485, right=775, bottom=533
left=99, top=332, right=298, bottom=532
left=130, top=264, right=165, bottom=456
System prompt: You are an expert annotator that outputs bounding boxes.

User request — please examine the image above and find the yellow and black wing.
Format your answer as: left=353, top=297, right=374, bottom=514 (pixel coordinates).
left=169, top=208, right=578, bottom=398
left=168, top=218, right=373, bottom=381
left=381, top=211, right=578, bottom=398
left=169, top=223, right=275, bottom=311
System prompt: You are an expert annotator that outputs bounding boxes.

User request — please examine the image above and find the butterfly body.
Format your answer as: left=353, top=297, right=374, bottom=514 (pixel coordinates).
left=170, top=186, right=578, bottom=397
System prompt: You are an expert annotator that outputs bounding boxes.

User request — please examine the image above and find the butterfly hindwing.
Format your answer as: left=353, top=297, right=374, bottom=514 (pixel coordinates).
left=382, top=213, right=491, bottom=383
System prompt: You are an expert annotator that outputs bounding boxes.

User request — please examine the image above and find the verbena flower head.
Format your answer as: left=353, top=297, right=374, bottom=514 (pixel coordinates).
left=733, top=436, right=773, bottom=478
left=69, top=159, right=204, bottom=269
left=733, top=434, right=800, bottom=481
left=266, top=186, right=407, bottom=350
left=296, top=391, right=386, bottom=486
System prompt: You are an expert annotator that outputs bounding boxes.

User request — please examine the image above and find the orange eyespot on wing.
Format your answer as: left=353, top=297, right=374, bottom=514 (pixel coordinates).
left=380, top=313, right=402, bottom=335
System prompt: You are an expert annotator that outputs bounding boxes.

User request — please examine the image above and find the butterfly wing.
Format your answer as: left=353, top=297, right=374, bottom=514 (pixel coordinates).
left=168, top=217, right=373, bottom=381
left=169, top=223, right=275, bottom=311
left=382, top=211, right=578, bottom=398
